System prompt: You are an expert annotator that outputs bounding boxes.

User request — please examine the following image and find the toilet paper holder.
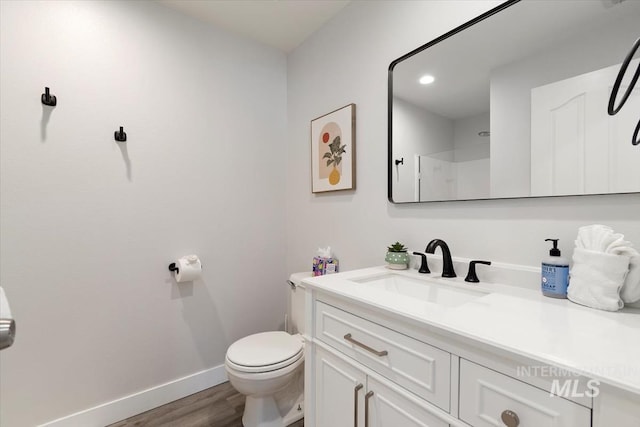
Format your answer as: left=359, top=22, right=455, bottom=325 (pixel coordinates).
left=168, top=262, right=203, bottom=275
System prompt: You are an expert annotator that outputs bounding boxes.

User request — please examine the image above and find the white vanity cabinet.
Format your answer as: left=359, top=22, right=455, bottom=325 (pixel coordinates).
left=304, top=267, right=640, bottom=427
left=306, top=295, right=595, bottom=427
left=314, top=345, right=449, bottom=427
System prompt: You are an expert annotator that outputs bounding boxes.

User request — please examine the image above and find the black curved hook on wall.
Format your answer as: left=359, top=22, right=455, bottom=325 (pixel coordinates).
left=607, top=37, right=640, bottom=146
left=114, top=126, right=127, bottom=142
left=41, top=87, right=57, bottom=107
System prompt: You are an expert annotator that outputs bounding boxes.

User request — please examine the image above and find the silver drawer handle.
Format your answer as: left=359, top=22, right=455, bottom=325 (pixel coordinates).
left=344, top=333, right=388, bottom=357
left=364, top=391, right=374, bottom=427
left=501, top=409, right=520, bottom=427
left=354, top=383, right=363, bottom=427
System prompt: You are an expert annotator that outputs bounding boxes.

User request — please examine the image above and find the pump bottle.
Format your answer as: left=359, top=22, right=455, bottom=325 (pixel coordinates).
left=541, top=238, right=570, bottom=298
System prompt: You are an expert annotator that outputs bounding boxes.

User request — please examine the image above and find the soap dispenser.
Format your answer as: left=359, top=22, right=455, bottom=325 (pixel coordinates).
left=541, top=238, right=570, bottom=298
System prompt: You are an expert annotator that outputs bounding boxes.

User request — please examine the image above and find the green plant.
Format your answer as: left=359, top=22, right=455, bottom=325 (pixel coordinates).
left=323, top=136, right=346, bottom=167
left=387, top=242, right=407, bottom=252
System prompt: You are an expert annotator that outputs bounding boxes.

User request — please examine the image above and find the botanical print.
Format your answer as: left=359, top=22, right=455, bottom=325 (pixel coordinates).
left=311, top=104, right=355, bottom=192
left=319, top=122, right=346, bottom=185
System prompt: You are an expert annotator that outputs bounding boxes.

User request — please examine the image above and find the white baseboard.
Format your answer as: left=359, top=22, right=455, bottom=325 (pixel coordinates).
left=39, top=364, right=228, bottom=427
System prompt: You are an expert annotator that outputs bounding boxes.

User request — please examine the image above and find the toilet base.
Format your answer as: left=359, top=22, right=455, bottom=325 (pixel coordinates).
left=241, top=395, right=303, bottom=427
left=280, top=392, right=304, bottom=426
left=242, top=395, right=280, bottom=427
left=239, top=368, right=304, bottom=427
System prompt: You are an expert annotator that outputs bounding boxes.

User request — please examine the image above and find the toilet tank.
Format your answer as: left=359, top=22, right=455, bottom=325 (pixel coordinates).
left=288, top=272, right=311, bottom=335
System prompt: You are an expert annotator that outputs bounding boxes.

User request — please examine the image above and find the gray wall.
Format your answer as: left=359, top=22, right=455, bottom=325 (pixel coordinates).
left=286, top=1, right=639, bottom=272
left=0, top=1, right=287, bottom=425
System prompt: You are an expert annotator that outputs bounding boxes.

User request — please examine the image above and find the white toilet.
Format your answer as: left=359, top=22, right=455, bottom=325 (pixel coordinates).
left=225, top=272, right=308, bottom=427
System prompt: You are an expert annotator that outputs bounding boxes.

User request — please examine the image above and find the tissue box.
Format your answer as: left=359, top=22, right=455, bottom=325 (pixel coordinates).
left=313, top=256, right=339, bottom=276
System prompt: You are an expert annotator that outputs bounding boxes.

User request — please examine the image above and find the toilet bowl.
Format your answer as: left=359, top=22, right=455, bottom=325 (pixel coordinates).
left=225, top=331, right=304, bottom=427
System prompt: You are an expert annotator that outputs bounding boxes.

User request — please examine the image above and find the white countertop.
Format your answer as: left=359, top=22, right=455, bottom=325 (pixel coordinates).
left=303, top=266, right=640, bottom=395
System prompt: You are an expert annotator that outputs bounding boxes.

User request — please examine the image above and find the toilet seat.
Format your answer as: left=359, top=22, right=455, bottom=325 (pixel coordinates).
left=226, top=331, right=303, bottom=374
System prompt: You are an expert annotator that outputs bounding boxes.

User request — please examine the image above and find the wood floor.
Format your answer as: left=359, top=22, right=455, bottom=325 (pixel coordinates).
left=108, top=381, right=304, bottom=427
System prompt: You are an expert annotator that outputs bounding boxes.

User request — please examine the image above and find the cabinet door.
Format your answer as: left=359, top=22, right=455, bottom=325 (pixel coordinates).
left=315, top=346, right=366, bottom=427
left=367, top=376, right=449, bottom=427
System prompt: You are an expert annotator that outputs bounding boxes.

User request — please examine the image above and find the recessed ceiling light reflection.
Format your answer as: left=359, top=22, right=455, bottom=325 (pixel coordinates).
left=419, top=75, right=435, bottom=85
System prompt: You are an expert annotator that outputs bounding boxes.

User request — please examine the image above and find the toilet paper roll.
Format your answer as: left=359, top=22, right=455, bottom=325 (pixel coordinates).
left=174, top=255, right=202, bottom=283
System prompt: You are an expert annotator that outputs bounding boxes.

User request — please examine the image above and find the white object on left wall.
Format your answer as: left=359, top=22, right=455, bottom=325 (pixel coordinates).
left=171, top=255, right=203, bottom=283
left=0, top=287, right=16, bottom=350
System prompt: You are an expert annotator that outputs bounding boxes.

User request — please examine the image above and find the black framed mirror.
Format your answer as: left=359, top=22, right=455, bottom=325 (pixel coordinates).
left=388, top=0, right=640, bottom=203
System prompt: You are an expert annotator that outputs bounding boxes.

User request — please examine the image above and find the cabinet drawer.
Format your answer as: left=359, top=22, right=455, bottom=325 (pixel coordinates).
left=315, top=301, right=450, bottom=411
left=459, top=359, right=591, bottom=427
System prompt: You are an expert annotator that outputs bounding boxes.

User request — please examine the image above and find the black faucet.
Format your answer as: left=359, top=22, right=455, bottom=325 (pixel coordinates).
left=412, top=252, right=430, bottom=274
left=465, top=260, right=491, bottom=283
left=425, top=239, right=456, bottom=278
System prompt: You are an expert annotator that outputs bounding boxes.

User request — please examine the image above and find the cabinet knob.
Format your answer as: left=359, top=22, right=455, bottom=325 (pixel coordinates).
left=501, top=409, right=520, bottom=427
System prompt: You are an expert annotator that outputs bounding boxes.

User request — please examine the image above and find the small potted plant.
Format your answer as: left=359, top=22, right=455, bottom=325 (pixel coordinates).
left=385, top=241, right=409, bottom=269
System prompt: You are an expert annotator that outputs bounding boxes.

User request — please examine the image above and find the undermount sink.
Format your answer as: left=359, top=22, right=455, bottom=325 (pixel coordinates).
left=351, top=273, right=489, bottom=308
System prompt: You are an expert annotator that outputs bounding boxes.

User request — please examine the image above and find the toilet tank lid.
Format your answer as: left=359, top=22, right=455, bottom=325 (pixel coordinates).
left=289, top=272, right=312, bottom=288
left=227, top=331, right=303, bottom=367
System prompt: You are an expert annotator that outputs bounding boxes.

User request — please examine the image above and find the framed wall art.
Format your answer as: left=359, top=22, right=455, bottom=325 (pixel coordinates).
left=311, top=103, right=356, bottom=193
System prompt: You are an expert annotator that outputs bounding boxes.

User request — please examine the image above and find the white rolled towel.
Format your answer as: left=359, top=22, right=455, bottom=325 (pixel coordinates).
left=619, top=254, right=640, bottom=304
left=568, top=248, right=629, bottom=311
left=0, top=286, right=16, bottom=350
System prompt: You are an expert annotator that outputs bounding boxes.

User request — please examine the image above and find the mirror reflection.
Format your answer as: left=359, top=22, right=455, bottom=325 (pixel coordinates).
left=389, top=0, right=640, bottom=203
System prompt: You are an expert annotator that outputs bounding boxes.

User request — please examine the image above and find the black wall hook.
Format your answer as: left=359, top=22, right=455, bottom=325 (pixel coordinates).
left=41, top=87, right=57, bottom=106
left=395, top=158, right=404, bottom=166
left=114, top=126, right=127, bottom=142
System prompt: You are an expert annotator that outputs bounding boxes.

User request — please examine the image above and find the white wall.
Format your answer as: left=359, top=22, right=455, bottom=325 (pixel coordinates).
left=392, top=97, right=453, bottom=201
left=286, top=1, right=640, bottom=274
left=452, top=112, right=490, bottom=160
left=453, top=112, right=490, bottom=199
left=490, top=12, right=639, bottom=198
left=0, top=1, right=287, bottom=426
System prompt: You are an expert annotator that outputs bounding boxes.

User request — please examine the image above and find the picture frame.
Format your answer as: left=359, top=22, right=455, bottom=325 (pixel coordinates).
left=311, top=103, right=356, bottom=193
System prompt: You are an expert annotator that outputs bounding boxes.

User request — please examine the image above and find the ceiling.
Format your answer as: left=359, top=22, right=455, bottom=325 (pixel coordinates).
left=392, top=0, right=640, bottom=120
left=158, top=0, right=350, bottom=53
